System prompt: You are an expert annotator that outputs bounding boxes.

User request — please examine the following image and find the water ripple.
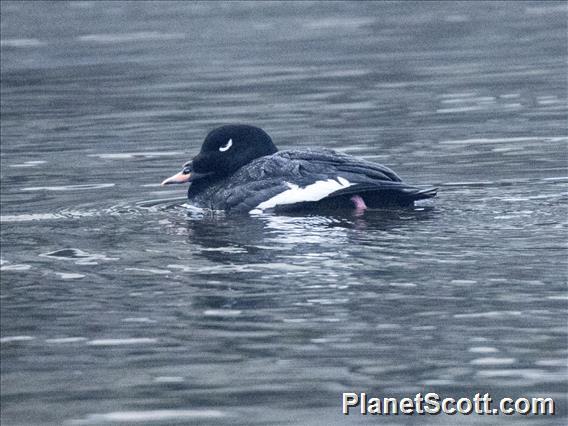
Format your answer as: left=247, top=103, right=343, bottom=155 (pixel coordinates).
left=77, top=32, right=185, bottom=44
left=21, top=183, right=115, bottom=192
left=39, top=248, right=118, bottom=265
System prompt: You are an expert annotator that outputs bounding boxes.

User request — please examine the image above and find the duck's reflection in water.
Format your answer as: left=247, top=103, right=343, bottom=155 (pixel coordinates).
left=179, top=207, right=436, bottom=260
left=159, top=207, right=437, bottom=314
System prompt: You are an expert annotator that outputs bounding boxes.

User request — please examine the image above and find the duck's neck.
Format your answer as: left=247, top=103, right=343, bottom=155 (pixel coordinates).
left=187, top=174, right=225, bottom=198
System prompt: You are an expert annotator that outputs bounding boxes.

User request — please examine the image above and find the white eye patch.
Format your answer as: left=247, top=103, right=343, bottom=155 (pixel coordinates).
left=219, top=139, right=233, bottom=152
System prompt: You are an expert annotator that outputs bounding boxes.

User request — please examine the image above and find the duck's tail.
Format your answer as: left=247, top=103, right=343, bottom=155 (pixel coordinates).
left=325, top=182, right=437, bottom=206
left=410, top=186, right=438, bottom=201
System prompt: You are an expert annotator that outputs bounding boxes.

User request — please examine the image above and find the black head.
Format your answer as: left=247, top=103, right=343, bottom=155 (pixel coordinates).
left=161, top=124, right=278, bottom=185
left=194, top=124, right=277, bottom=176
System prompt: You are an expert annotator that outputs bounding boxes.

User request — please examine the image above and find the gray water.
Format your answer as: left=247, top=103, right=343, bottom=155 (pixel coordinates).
left=1, top=1, right=567, bottom=425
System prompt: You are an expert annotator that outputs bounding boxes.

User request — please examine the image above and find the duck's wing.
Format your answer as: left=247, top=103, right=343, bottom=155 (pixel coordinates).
left=281, top=149, right=437, bottom=209
left=217, top=149, right=436, bottom=213
left=281, top=148, right=404, bottom=183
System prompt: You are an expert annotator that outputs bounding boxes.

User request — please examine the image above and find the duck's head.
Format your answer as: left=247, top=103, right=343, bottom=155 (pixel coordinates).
left=161, top=124, right=278, bottom=185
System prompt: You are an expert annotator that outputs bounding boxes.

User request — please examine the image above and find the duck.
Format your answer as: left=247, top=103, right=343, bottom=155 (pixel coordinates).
left=161, top=124, right=437, bottom=214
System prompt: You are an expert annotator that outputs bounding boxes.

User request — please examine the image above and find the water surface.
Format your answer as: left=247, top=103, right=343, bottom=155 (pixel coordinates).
left=1, top=1, right=567, bottom=424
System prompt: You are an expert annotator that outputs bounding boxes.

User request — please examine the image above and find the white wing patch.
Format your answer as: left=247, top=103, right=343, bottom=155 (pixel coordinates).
left=250, top=177, right=353, bottom=214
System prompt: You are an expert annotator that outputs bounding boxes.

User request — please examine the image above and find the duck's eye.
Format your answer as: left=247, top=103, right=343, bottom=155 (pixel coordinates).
left=181, top=162, right=192, bottom=174
left=219, top=139, right=233, bottom=152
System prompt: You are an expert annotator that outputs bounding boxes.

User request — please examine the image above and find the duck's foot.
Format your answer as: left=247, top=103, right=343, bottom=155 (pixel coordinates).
left=350, top=195, right=367, bottom=211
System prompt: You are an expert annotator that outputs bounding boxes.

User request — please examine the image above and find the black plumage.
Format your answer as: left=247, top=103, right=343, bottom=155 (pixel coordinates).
left=161, top=125, right=437, bottom=213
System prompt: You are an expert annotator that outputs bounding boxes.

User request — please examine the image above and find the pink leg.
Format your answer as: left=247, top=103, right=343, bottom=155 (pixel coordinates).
left=350, top=195, right=367, bottom=210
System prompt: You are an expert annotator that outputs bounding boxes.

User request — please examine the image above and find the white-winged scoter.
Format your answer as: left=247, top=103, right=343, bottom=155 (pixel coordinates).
left=161, top=124, right=437, bottom=213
